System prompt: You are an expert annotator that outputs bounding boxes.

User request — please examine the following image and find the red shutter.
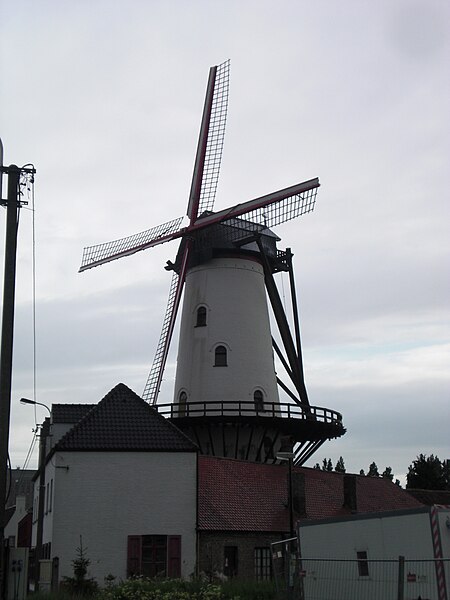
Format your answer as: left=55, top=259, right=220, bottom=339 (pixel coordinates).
left=167, top=535, right=181, bottom=578
left=127, top=535, right=142, bottom=578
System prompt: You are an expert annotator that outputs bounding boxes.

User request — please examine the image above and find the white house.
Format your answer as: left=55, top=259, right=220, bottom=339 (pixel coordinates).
left=32, top=383, right=198, bottom=586
left=298, top=505, right=450, bottom=599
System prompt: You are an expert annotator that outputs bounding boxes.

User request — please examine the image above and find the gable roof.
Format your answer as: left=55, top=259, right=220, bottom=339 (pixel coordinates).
left=53, top=383, right=197, bottom=453
left=198, top=456, right=423, bottom=532
left=51, top=404, right=95, bottom=424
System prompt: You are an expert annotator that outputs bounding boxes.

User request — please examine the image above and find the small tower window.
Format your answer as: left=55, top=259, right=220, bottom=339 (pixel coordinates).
left=178, top=391, right=187, bottom=417
left=214, top=345, right=227, bottom=367
left=254, top=390, right=265, bottom=412
left=196, top=306, right=207, bottom=327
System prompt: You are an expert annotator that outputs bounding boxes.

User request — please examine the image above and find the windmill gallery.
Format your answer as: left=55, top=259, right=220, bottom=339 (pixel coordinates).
left=15, top=61, right=425, bottom=589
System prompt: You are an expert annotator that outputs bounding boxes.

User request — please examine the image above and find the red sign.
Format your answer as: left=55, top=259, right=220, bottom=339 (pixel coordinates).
left=407, top=573, right=417, bottom=583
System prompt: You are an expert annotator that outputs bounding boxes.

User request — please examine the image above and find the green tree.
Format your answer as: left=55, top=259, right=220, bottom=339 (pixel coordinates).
left=335, top=456, right=346, bottom=473
left=382, top=467, right=394, bottom=481
left=313, top=463, right=321, bottom=470
left=322, top=458, right=333, bottom=472
left=62, top=536, right=98, bottom=596
left=406, top=454, right=450, bottom=490
left=367, top=462, right=379, bottom=477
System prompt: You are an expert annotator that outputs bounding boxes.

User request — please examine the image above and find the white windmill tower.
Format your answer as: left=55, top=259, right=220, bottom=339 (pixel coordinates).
left=80, top=61, right=344, bottom=464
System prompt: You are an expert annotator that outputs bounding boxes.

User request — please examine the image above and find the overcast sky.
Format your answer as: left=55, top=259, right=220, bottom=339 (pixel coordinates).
left=1, top=0, right=449, bottom=483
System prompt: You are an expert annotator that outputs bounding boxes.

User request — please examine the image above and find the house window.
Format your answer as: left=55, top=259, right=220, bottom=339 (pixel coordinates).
left=142, top=536, right=167, bottom=578
left=33, top=497, right=37, bottom=523
left=254, top=547, right=272, bottom=580
left=127, top=535, right=181, bottom=579
left=214, top=345, right=227, bottom=367
left=254, top=390, right=265, bottom=412
left=42, top=542, right=51, bottom=560
left=45, top=482, right=49, bottom=514
left=49, top=479, right=53, bottom=513
left=196, top=306, right=207, bottom=327
left=356, top=551, right=369, bottom=577
left=224, top=546, right=238, bottom=578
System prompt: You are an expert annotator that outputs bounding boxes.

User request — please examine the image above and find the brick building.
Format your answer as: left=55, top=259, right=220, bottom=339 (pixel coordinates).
left=31, top=382, right=425, bottom=587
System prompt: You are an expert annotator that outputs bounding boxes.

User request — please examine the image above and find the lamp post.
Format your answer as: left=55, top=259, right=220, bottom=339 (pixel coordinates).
left=277, top=451, right=296, bottom=600
left=20, top=398, right=51, bottom=416
left=20, top=398, right=51, bottom=591
left=276, top=451, right=295, bottom=538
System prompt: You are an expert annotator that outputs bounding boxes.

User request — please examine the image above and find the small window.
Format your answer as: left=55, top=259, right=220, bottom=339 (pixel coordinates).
left=196, top=306, right=207, bottom=327
left=254, top=390, right=265, bottom=412
left=214, top=345, right=227, bottom=367
left=49, top=479, right=53, bottom=513
left=356, top=551, right=369, bottom=577
left=254, top=547, right=272, bottom=580
left=178, top=391, right=187, bottom=417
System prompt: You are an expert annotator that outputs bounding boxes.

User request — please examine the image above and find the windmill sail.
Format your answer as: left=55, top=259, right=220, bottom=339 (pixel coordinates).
left=79, top=216, right=184, bottom=272
left=142, top=271, right=181, bottom=404
left=187, top=60, right=230, bottom=222
left=142, top=242, right=191, bottom=404
left=196, top=59, right=230, bottom=217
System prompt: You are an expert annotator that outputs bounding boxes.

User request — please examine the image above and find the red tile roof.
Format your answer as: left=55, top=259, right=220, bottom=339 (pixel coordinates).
left=406, top=489, right=450, bottom=507
left=198, top=456, right=423, bottom=532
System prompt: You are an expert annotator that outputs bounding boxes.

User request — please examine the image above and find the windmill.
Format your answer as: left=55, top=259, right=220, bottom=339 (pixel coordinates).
left=80, top=61, right=344, bottom=464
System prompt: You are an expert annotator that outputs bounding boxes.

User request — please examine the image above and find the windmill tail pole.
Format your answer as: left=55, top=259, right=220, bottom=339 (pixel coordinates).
left=0, top=164, right=24, bottom=594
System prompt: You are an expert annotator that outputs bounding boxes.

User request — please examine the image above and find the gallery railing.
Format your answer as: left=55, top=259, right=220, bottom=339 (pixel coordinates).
left=156, top=400, right=343, bottom=427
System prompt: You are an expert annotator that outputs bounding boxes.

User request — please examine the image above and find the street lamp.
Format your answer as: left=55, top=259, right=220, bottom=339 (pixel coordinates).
left=276, top=451, right=295, bottom=537
left=277, top=451, right=297, bottom=600
left=20, top=398, right=51, bottom=416
left=20, top=397, right=51, bottom=591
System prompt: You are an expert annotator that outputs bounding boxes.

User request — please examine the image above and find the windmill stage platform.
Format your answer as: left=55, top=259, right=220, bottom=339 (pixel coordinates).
left=157, top=399, right=344, bottom=465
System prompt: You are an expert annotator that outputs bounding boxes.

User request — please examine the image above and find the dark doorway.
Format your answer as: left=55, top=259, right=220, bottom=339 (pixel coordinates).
left=224, top=546, right=238, bottom=578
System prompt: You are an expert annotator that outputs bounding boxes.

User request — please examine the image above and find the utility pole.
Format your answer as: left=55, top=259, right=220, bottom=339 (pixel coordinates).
left=0, top=142, right=35, bottom=596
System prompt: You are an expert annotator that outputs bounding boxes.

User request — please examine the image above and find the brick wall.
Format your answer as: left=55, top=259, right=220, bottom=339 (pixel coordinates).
left=199, top=531, right=285, bottom=580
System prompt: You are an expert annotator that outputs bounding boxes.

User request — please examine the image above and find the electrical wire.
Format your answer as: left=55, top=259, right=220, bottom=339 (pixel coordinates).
left=12, top=429, right=39, bottom=504
left=21, top=429, right=38, bottom=472
left=31, top=170, right=37, bottom=420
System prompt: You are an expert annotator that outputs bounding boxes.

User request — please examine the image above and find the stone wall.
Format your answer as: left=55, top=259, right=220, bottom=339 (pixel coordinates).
left=199, top=531, right=285, bottom=580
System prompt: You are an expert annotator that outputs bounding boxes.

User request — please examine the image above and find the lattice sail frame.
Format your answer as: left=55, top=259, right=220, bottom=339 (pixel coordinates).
left=80, top=216, right=183, bottom=272
left=224, top=187, right=317, bottom=231
left=197, top=59, right=230, bottom=216
left=142, top=271, right=180, bottom=402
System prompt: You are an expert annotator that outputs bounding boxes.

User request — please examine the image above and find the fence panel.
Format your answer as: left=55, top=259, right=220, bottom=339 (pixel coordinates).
left=270, top=546, right=450, bottom=600
left=300, top=558, right=399, bottom=600
left=404, top=559, right=449, bottom=600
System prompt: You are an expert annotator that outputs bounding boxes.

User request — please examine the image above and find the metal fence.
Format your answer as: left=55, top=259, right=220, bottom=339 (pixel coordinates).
left=271, top=540, right=450, bottom=600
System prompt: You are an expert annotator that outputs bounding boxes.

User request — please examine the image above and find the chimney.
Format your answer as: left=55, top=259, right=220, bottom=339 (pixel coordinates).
left=292, top=472, right=307, bottom=516
left=343, top=475, right=357, bottom=512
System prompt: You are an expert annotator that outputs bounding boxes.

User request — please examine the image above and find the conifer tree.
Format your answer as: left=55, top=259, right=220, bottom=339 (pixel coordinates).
left=367, top=462, right=379, bottom=477
left=335, top=456, right=346, bottom=473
